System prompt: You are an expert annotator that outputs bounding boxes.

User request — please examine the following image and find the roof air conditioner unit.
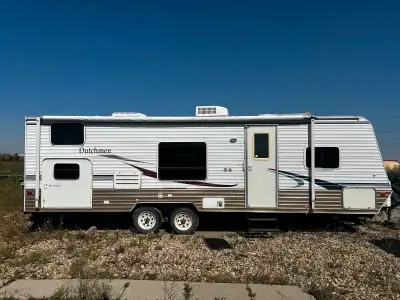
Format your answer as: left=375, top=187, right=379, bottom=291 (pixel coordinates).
left=196, top=106, right=229, bottom=117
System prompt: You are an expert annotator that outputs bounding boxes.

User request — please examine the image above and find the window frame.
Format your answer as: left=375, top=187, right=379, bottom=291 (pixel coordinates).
left=53, top=163, right=80, bottom=180
left=252, top=132, right=270, bottom=160
left=157, top=141, right=208, bottom=182
left=303, top=146, right=341, bottom=170
left=50, top=122, right=86, bottom=146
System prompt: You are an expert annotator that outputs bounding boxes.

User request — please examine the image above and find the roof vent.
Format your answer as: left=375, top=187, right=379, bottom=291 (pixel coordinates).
left=196, top=106, right=229, bottom=117
left=111, top=112, right=147, bottom=117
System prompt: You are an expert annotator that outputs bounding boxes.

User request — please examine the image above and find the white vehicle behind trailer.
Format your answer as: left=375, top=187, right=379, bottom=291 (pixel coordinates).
left=23, top=106, right=392, bottom=233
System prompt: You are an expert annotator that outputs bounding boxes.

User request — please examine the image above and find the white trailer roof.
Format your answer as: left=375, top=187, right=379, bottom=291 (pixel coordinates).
left=26, top=105, right=367, bottom=122
left=26, top=104, right=367, bottom=123
left=39, top=113, right=312, bottom=122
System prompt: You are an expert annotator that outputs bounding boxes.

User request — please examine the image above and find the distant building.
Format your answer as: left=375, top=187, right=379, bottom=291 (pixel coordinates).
left=384, top=160, right=399, bottom=170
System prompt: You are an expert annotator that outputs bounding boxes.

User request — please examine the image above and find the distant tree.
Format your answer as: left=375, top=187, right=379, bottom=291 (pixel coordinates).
left=13, top=153, right=20, bottom=161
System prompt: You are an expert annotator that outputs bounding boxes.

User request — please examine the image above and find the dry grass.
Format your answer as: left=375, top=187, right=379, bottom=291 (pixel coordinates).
left=0, top=170, right=26, bottom=252
left=0, top=160, right=24, bottom=216
left=1, top=171, right=400, bottom=300
left=0, top=178, right=23, bottom=214
left=0, top=161, right=24, bottom=175
left=49, top=280, right=121, bottom=300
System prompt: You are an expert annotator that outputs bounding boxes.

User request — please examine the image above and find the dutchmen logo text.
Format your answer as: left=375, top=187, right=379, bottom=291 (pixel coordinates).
left=79, top=147, right=111, bottom=154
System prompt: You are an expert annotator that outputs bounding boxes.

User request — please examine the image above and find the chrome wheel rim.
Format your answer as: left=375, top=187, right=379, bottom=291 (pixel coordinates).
left=137, top=211, right=157, bottom=230
left=174, top=212, right=193, bottom=231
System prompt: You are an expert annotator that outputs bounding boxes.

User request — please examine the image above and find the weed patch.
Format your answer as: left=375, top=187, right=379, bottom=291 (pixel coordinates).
left=306, top=282, right=336, bottom=300
left=0, top=179, right=23, bottom=212
left=20, top=250, right=51, bottom=265
left=0, top=244, right=16, bottom=263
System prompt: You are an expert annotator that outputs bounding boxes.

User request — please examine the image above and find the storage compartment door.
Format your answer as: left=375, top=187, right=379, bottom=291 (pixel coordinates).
left=41, top=159, right=93, bottom=208
left=342, top=187, right=375, bottom=210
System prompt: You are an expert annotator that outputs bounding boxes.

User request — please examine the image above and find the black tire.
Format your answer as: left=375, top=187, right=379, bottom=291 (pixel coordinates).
left=169, top=207, right=199, bottom=235
left=132, top=207, right=162, bottom=234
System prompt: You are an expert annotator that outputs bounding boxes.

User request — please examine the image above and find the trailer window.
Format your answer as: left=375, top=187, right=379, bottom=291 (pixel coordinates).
left=253, top=133, right=269, bottom=159
left=158, top=142, right=207, bottom=180
left=51, top=122, right=84, bottom=145
left=306, top=147, right=340, bottom=169
left=54, top=163, right=80, bottom=180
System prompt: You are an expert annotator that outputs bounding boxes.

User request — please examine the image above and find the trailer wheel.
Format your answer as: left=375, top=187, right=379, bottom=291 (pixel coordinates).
left=169, top=207, right=199, bottom=235
left=133, top=207, right=162, bottom=234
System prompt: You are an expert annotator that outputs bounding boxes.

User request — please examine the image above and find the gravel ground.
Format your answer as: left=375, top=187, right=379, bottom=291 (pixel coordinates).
left=1, top=213, right=400, bottom=300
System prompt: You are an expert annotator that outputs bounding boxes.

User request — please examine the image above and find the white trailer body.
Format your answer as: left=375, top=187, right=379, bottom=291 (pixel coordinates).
left=23, top=106, right=392, bottom=221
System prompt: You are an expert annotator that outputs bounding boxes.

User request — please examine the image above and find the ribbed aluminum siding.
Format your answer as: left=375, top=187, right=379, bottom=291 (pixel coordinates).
left=313, top=122, right=390, bottom=189
left=277, top=121, right=390, bottom=211
left=24, top=120, right=38, bottom=190
left=278, top=190, right=343, bottom=210
left=38, top=125, right=245, bottom=189
left=277, top=124, right=310, bottom=190
left=91, top=188, right=245, bottom=211
left=278, top=122, right=390, bottom=191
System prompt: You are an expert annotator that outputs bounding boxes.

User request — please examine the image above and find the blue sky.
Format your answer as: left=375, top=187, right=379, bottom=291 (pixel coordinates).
left=0, top=0, right=399, bottom=159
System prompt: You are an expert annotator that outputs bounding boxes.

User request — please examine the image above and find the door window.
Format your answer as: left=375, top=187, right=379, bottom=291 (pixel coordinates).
left=253, top=133, right=269, bottom=159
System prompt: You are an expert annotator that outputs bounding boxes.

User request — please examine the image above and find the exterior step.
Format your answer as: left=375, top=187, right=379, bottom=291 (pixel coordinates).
left=246, top=215, right=280, bottom=233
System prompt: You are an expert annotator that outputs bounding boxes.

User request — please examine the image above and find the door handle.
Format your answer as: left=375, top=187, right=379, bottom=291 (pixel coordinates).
left=248, top=166, right=252, bottom=171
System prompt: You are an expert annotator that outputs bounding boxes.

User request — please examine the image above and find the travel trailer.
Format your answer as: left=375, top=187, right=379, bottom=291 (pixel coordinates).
left=23, top=106, right=392, bottom=234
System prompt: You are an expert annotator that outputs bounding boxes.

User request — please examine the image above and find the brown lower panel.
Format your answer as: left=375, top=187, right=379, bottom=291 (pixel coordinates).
left=279, top=189, right=391, bottom=211
left=24, top=188, right=245, bottom=212
left=31, top=208, right=380, bottom=215
left=24, top=188, right=390, bottom=214
left=92, top=188, right=245, bottom=211
left=199, top=208, right=379, bottom=215
left=278, top=190, right=343, bottom=210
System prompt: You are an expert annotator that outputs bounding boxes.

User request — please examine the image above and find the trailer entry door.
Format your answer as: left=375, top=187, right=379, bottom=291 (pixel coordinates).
left=41, top=159, right=92, bottom=208
left=246, top=126, right=277, bottom=208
